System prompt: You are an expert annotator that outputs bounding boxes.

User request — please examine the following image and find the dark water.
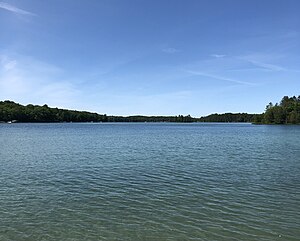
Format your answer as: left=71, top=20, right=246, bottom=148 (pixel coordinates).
left=0, top=123, right=299, bottom=241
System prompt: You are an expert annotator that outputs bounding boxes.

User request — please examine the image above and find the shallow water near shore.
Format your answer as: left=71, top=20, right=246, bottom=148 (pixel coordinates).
left=0, top=123, right=299, bottom=240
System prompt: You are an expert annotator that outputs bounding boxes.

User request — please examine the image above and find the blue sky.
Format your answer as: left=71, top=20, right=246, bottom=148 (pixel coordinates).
left=0, top=0, right=299, bottom=116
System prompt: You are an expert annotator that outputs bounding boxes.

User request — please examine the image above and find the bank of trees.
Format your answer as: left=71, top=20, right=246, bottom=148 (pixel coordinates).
left=106, top=115, right=193, bottom=122
left=257, top=96, right=300, bottom=124
left=198, top=95, right=300, bottom=124
left=0, top=101, right=107, bottom=122
left=198, top=113, right=257, bottom=123
left=0, top=101, right=194, bottom=123
left=2, top=96, right=299, bottom=124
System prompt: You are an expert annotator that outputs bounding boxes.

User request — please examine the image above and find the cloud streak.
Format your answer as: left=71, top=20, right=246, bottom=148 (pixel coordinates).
left=185, top=70, right=254, bottom=86
left=246, top=59, right=285, bottom=72
left=0, top=54, right=78, bottom=107
left=162, top=48, right=180, bottom=54
left=211, top=54, right=226, bottom=58
left=0, top=2, right=35, bottom=16
left=237, top=54, right=287, bottom=72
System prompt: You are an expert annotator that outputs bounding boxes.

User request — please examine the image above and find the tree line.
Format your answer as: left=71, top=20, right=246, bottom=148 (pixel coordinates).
left=1, top=96, right=299, bottom=124
left=0, top=101, right=107, bottom=122
left=0, top=101, right=194, bottom=123
left=198, top=113, right=256, bottom=123
left=106, top=115, right=193, bottom=122
left=253, top=96, right=300, bottom=124
left=195, top=95, right=300, bottom=124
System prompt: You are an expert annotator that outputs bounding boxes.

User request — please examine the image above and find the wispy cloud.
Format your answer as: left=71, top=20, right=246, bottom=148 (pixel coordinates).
left=211, top=54, right=226, bottom=58
left=0, top=56, right=17, bottom=70
left=185, top=70, right=254, bottom=86
left=0, top=54, right=78, bottom=107
left=237, top=54, right=287, bottom=72
left=0, top=2, right=36, bottom=16
left=162, top=47, right=180, bottom=54
left=245, top=59, right=285, bottom=71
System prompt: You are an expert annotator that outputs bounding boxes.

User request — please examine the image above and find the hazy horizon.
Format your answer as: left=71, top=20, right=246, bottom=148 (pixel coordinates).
left=1, top=0, right=299, bottom=116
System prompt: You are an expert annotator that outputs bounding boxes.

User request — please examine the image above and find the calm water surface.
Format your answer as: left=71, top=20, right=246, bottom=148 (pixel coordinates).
left=0, top=123, right=299, bottom=240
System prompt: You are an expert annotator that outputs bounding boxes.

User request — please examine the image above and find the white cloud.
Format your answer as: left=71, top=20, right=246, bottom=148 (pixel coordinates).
left=185, top=70, right=254, bottom=86
left=4, top=60, right=17, bottom=70
left=211, top=54, right=226, bottom=58
left=0, top=2, right=36, bottom=16
left=0, top=54, right=78, bottom=106
left=162, top=47, right=180, bottom=54
left=246, top=59, right=285, bottom=72
left=0, top=56, right=17, bottom=71
left=238, top=54, right=286, bottom=72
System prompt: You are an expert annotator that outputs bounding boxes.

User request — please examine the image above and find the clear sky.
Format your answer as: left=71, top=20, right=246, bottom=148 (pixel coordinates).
left=0, top=0, right=299, bottom=116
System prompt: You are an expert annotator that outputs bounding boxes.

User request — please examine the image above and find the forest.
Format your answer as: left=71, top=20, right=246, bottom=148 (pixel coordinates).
left=0, top=101, right=107, bottom=122
left=254, top=96, right=300, bottom=124
left=0, top=101, right=194, bottom=123
left=1, top=96, right=299, bottom=124
left=198, top=113, right=256, bottom=123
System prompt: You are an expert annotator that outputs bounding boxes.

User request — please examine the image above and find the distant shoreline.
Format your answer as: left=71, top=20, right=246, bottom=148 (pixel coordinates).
left=1, top=95, right=299, bottom=124
left=0, top=100, right=257, bottom=123
left=0, top=121, right=255, bottom=124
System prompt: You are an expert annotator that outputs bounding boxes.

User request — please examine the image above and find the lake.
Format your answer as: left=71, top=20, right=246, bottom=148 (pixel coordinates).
left=0, top=123, right=299, bottom=240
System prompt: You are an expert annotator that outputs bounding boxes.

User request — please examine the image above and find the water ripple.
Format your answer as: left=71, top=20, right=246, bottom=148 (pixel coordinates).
left=0, top=123, right=299, bottom=240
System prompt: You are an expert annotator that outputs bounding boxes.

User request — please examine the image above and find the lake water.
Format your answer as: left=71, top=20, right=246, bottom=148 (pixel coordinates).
left=0, top=123, right=299, bottom=240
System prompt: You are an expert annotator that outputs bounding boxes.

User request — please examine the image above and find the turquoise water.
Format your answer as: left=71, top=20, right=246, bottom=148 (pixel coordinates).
left=0, top=123, right=299, bottom=241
